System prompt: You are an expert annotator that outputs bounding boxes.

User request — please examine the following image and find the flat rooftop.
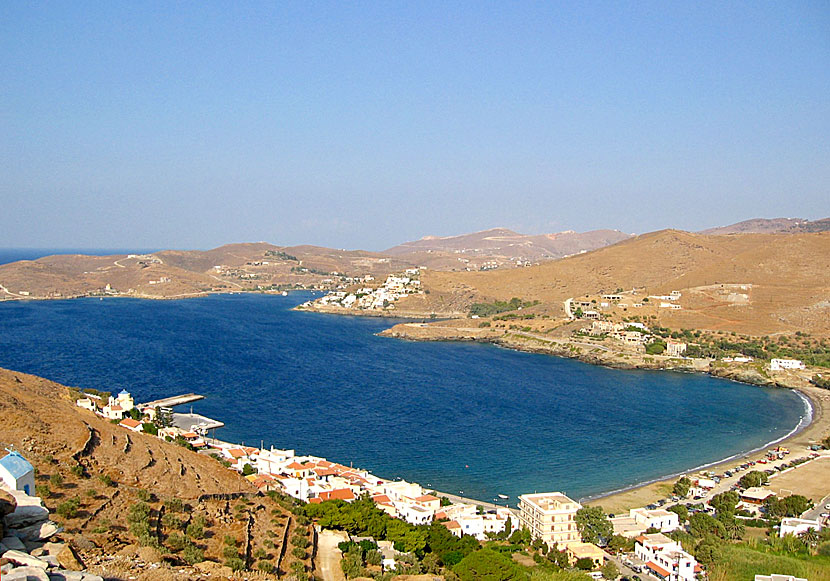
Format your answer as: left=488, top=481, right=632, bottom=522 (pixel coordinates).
left=520, top=492, right=580, bottom=512
left=172, top=412, right=224, bottom=432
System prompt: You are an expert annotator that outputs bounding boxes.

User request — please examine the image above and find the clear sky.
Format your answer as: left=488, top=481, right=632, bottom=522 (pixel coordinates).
left=1, top=2, right=828, bottom=251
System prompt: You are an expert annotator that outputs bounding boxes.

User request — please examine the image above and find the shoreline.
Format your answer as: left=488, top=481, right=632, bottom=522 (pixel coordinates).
left=4, top=293, right=828, bottom=511
left=375, top=321, right=829, bottom=509
left=579, top=387, right=817, bottom=507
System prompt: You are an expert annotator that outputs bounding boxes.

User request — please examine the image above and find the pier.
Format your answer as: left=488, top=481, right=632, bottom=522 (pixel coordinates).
left=140, top=393, right=204, bottom=408
left=172, top=411, right=224, bottom=432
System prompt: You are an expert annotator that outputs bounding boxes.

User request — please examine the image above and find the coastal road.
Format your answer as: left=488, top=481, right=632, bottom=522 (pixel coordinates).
left=315, top=529, right=347, bottom=581
left=514, top=331, right=613, bottom=353
left=432, top=490, right=513, bottom=513
left=802, top=491, right=830, bottom=523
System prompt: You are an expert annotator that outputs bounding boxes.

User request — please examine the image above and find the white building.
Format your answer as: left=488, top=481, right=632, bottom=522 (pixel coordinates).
left=779, top=517, right=821, bottom=538
left=76, top=398, right=97, bottom=412
left=452, top=508, right=513, bottom=540
left=397, top=503, right=433, bottom=525
left=518, top=492, right=581, bottom=546
left=611, top=508, right=680, bottom=538
left=755, top=576, right=807, bottom=581
left=770, top=359, right=805, bottom=371
left=635, top=533, right=699, bottom=581
left=0, top=451, right=36, bottom=496
left=102, top=389, right=135, bottom=420
left=666, top=341, right=687, bottom=357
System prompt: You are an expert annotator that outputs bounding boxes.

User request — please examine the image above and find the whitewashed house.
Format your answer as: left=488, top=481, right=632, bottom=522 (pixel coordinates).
left=0, top=451, right=36, bottom=496
left=635, top=533, right=699, bottom=581
left=770, top=359, right=806, bottom=371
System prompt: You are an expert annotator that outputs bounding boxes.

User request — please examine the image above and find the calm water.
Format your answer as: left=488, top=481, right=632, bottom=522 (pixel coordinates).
left=0, top=293, right=807, bottom=503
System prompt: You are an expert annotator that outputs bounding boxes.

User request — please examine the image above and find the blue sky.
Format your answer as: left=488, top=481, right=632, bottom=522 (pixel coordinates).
left=1, top=2, right=827, bottom=250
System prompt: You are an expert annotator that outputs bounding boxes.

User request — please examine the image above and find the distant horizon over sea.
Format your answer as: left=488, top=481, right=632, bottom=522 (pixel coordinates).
left=0, top=293, right=808, bottom=503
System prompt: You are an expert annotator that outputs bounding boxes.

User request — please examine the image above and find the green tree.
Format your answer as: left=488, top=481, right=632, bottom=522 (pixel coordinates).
left=710, top=491, right=739, bottom=515
left=645, top=340, right=666, bottom=355
left=575, top=557, right=594, bottom=570
left=453, top=549, right=525, bottom=581
left=672, top=476, right=691, bottom=497
left=606, top=535, right=634, bottom=554
left=738, top=470, right=768, bottom=489
left=601, top=560, right=619, bottom=579
left=667, top=504, right=688, bottom=522
left=575, top=507, right=613, bottom=545
left=241, top=463, right=256, bottom=476
left=689, top=513, right=725, bottom=538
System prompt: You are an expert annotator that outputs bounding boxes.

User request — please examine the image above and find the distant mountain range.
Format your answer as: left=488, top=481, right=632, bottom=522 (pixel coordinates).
left=0, top=217, right=827, bottom=306
left=699, top=217, right=830, bottom=235
left=384, top=227, right=633, bottom=261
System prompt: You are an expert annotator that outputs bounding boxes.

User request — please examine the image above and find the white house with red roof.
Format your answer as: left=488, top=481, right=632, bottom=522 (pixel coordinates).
left=118, top=418, right=143, bottom=432
left=635, top=533, right=699, bottom=581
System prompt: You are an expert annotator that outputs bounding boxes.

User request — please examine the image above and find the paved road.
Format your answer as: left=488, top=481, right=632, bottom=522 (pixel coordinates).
left=315, top=528, right=348, bottom=581
left=803, top=492, right=830, bottom=523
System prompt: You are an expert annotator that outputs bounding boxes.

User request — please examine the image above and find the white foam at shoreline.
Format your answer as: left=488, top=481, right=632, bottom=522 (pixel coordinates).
left=579, top=388, right=814, bottom=504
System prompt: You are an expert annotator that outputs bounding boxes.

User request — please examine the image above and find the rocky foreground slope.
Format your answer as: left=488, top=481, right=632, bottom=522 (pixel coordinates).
left=0, top=368, right=308, bottom=580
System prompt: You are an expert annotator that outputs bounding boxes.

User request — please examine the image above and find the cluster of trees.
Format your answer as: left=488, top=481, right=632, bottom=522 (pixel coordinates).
left=304, top=496, right=478, bottom=571
left=265, top=250, right=298, bottom=261
left=308, top=497, right=622, bottom=580
left=738, top=470, right=768, bottom=489
left=763, top=494, right=812, bottom=518
left=469, top=298, right=539, bottom=318
left=645, top=340, right=666, bottom=355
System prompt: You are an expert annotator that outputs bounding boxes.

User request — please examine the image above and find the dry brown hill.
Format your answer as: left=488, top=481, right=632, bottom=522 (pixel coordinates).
left=399, top=230, right=830, bottom=335
left=700, top=217, right=830, bottom=235
left=385, top=226, right=632, bottom=260
left=0, top=367, right=309, bottom=579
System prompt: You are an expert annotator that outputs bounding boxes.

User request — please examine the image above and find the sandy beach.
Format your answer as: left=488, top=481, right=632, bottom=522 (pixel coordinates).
left=587, top=383, right=830, bottom=514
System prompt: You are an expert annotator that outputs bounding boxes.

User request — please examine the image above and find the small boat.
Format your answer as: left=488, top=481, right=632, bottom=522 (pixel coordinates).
left=498, top=494, right=509, bottom=500
left=281, top=291, right=288, bottom=296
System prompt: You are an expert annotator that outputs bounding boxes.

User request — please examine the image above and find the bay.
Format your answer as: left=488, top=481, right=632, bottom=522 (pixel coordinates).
left=0, top=292, right=807, bottom=503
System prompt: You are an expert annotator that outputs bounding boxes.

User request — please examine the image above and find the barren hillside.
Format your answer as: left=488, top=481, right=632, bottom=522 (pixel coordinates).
left=398, top=230, right=830, bottom=335
left=385, top=227, right=632, bottom=260
left=0, top=367, right=308, bottom=579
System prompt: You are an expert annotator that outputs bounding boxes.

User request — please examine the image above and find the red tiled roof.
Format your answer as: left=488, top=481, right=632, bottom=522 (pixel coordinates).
left=228, top=449, right=247, bottom=459
left=308, top=498, right=322, bottom=504
left=416, top=494, right=439, bottom=503
left=286, top=462, right=305, bottom=470
left=444, top=520, right=461, bottom=530
left=319, top=489, right=355, bottom=501
left=372, top=494, right=392, bottom=504
left=119, top=418, right=141, bottom=429
left=181, top=431, right=198, bottom=438
left=646, top=562, right=670, bottom=578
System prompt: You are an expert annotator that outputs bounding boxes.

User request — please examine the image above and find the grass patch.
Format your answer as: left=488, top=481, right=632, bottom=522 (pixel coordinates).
left=709, top=542, right=830, bottom=581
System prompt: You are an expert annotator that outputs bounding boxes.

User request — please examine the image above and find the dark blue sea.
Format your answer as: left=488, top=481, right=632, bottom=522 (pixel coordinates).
left=0, top=293, right=808, bottom=503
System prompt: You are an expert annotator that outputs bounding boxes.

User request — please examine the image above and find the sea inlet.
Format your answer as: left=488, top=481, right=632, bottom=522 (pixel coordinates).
left=0, top=292, right=806, bottom=503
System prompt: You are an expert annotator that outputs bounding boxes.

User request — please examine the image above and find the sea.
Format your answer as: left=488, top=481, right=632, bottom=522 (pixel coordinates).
left=0, top=288, right=808, bottom=504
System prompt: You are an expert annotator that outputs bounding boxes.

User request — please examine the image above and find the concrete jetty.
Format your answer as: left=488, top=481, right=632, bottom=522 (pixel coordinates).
left=140, top=393, right=204, bottom=408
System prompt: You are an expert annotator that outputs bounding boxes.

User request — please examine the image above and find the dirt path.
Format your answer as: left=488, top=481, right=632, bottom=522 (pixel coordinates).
left=315, top=529, right=347, bottom=581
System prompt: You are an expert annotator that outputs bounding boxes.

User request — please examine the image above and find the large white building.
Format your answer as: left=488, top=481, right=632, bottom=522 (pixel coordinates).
left=770, top=359, right=806, bottom=371
left=518, top=492, right=581, bottom=547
